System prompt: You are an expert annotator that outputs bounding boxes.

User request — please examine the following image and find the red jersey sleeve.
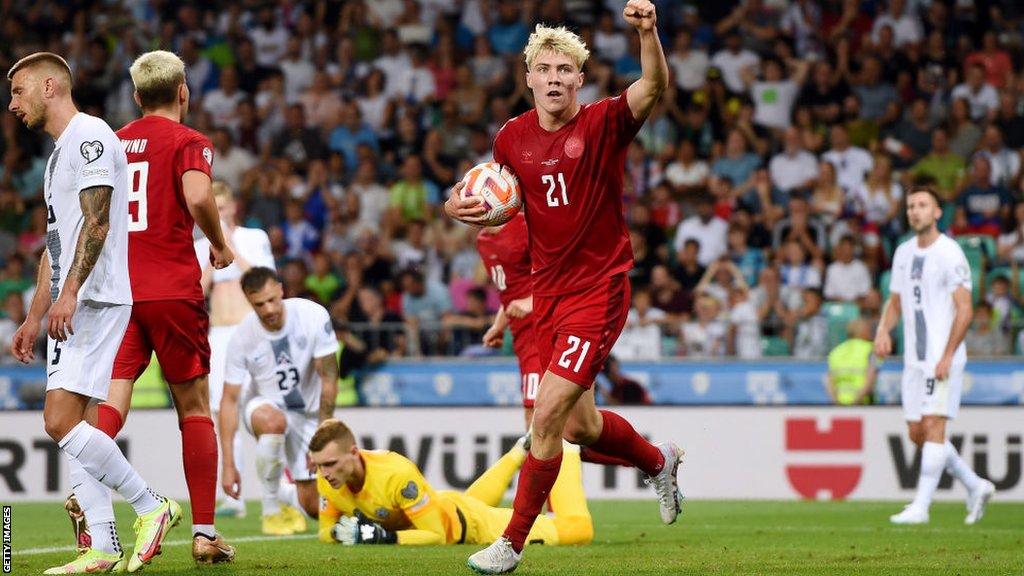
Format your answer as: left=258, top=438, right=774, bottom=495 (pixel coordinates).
left=492, top=121, right=512, bottom=167
left=603, top=90, right=644, bottom=147
left=175, top=133, right=214, bottom=179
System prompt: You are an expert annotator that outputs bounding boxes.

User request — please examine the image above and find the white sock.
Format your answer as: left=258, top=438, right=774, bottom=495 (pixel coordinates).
left=944, top=441, right=982, bottom=493
left=255, top=434, right=285, bottom=516
left=193, top=524, right=216, bottom=539
left=910, top=441, right=946, bottom=511
left=68, top=455, right=119, bottom=554
left=60, top=422, right=161, bottom=516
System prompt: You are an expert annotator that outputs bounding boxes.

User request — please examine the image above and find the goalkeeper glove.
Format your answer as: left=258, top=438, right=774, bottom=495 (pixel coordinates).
left=331, top=512, right=397, bottom=545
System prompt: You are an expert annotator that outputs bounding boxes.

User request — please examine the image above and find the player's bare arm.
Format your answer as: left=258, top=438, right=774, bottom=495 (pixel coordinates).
left=935, top=286, right=973, bottom=381
left=623, top=0, right=668, bottom=122
left=49, top=184, right=112, bottom=341
left=10, top=250, right=51, bottom=362
left=315, top=354, right=339, bottom=423
left=184, top=170, right=234, bottom=269
left=873, top=292, right=902, bottom=357
left=506, top=295, right=533, bottom=319
left=219, top=382, right=243, bottom=498
left=483, top=305, right=508, bottom=348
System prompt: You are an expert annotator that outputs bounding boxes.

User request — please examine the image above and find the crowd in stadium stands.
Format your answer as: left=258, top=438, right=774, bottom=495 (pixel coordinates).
left=1, top=0, right=1024, bottom=364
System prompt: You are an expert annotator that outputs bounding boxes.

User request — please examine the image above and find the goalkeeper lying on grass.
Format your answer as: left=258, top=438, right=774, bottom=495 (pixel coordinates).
left=308, top=419, right=593, bottom=546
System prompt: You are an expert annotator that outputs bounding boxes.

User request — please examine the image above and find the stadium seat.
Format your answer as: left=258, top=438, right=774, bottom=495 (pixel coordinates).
left=822, top=302, right=861, bottom=349
left=938, top=202, right=955, bottom=232
left=879, top=269, right=891, bottom=302
left=761, top=336, right=790, bottom=357
left=956, top=234, right=997, bottom=260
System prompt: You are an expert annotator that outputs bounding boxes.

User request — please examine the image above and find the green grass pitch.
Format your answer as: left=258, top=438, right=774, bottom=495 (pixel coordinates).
left=8, top=499, right=1023, bottom=575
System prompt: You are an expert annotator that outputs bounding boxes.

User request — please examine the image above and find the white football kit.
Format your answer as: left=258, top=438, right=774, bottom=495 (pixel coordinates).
left=194, top=226, right=274, bottom=410
left=44, top=113, right=132, bottom=400
left=225, top=298, right=338, bottom=480
left=889, top=234, right=972, bottom=421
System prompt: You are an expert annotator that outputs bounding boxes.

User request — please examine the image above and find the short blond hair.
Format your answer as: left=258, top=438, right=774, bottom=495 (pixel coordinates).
left=523, top=24, right=590, bottom=71
left=129, top=50, right=185, bottom=110
left=211, top=181, right=234, bottom=199
left=309, top=419, right=356, bottom=453
left=7, top=52, right=72, bottom=88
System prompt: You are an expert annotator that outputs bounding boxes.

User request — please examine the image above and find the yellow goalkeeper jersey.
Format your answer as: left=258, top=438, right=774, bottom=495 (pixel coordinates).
left=317, top=449, right=464, bottom=545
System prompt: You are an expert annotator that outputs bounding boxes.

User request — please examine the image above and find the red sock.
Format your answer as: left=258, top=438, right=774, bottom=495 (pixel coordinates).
left=588, top=410, right=664, bottom=477
left=96, top=404, right=124, bottom=439
left=180, top=416, right=218, bottom=526
left=580, top=446, right=633, bottom=468
left=502, top=452, right=562, bottom=553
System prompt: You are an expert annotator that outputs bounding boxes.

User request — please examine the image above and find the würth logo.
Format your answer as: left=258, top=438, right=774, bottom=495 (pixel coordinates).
left=785, top=417, right=863, bottom=500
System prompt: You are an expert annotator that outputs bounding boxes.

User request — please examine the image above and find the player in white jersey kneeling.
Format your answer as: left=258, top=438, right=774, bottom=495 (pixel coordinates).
left=218, top=267, right=339, bottom=536
left=195, top=182, right=275, bottom=518
left=874, top=185, right=996, bottom=525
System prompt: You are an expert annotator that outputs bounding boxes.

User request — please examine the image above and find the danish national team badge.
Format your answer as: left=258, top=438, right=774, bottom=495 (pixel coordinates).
left=564, top=135, right=584, bottom=159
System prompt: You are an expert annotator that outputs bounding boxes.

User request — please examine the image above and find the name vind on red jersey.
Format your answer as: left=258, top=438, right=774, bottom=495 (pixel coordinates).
left=475, top=212, right=532, bottom=306
left=116, top=116, right=213, bottom=302
left=492, top=90, right=642, bottom=296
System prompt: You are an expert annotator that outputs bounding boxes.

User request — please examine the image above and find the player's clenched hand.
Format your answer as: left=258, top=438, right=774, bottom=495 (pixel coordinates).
left=873, top=331, right=892, bottom=357
left=11, top=319, right=40, bottom=363
left=222, top=466, right=241, bottom=499
left=210, top=244, right=235, bottom=270
left=48, top=293, right=76, bottom=342
left=623, top=0, right=657, bottom=30
left=331, top=514, right=397, bottom=545
left=506, top=296, right=533, bottom=318
left=934, top=355, right=952, bottom=381
left=482, top=324, right=504, bottom=348
left=443, top=181, right=488, bottom=226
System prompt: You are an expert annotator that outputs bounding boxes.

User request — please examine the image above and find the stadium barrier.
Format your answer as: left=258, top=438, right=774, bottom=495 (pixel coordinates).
left=1, top=359, right=1022, bottom=409
left=1, top=406, right=1021, bottom=502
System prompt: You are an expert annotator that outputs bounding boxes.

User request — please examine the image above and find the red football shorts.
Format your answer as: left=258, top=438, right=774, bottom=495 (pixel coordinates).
left=112, top=299, right=211, bottom=384
left=533, top=273, right=631, bottom=389
left=509, top=315, right=542, bottom=408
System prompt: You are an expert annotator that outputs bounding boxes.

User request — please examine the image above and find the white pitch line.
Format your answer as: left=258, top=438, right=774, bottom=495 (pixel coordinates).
left=17, top=533, right=317, bottom=556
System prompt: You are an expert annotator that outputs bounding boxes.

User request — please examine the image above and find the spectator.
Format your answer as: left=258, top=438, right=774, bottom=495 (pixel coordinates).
left=956, top=156, right=1013, bottom=237
left=300, top=72, right=345, bottom=130
left=673, top=196, right=728, bottom=267
left=400, top=269, right=452, bottom=354
left=797, top=61, right=849, bottom=125
left=822, top=123, right=873, bottom=193
left=668, top=29, right=708, bottom=94
left=306, top=252, right=342, bottom=306
left=852, top=154, right=902, bottom=248
left=727, top=224, right=765, bottom=287
left=950, top=63, right=1000, bottom=122
left=769, top=127, right=819, bottom=194
left=649, top=265, right=693, bottom=319
left=203, top=66, right=248, bottom=130
left=663, top=140, right=709, bottom=195
left=442, top=287, right=491, bottom=355
left=824, top=236, right=872, bottom=303
left=995, top=92, right=1024, bottom=149
left=281, top=258, right=317, bottom=301
left=695, top=257, right=747, bottom=308
left=779, top=240, right=822, bottom=291
left=596, top=356, right=652, bottom=406
left=386, top=44, right=436, bottom=104
left=787, top=288, right=828, bottom=359
left=0, top=254, right=30, bottom=301
left=727, top=285, right=761, bottom=359
left=389, top=155, right=439, bottom=224
left=738, top=169, right=785, bottom=229
left=680, top=296, right=727, bottom=358
left=282, top=200, right=320, bottom=259
left=613, top=288, right=667, bottom=360
left=851, top=57, right=898, bottom=124
left=965, top=301, right=1008, bottom=356
left=826, top=319, right=877, bottom=405
left=710, top=31, right=760, bottom=95
left=870, top=0, right=922, bottom=48
left=744, top=57, right=809, bottom=130
left=347, top=286, right=406, bottom=358
left=886, top=97, right=934, bottom=167
left=672, top=239, right=706, bottom=292
left=810, top=161, right=844, bottom=226
left=211, top=129, right=256, bottom=191
left=975, top=125, right=1020, bottom=189
left=270, top=104, right=328, bottom=171
left=947, top=97, right=983, bottom=160
left=249, top=4, right=290, bottom=67
left=772, top=196, right=826, bottom=261
left=329, top=103, right=380, bottom=170
left=392, top=219, right=443, bottom=285
left=280, top=36, right=317, bottom=101
left=908, top=127, right=965, bottom=202
left=965, top=31, right=1013, bottom=90
left=712, top=130, right=761, bottom=191
left=487, top=1, right=530, bottom=56
left=996, top=201, right=1024, bottom=265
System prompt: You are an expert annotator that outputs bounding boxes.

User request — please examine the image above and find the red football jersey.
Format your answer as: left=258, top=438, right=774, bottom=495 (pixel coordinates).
left=492, top=91, right=642, bottom=296
left=475, top=212, right=532, bottom=305
left=116, top=116, right=213, bottom=302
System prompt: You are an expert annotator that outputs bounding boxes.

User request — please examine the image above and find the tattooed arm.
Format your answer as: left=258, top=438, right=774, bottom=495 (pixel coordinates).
left=315, top=353, right=339, bottom=423
left=48, top=185, right=112, bottom=340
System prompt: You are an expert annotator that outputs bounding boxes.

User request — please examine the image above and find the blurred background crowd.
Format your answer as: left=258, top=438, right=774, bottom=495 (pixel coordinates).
left=1, top=0, right=1024, bottom=365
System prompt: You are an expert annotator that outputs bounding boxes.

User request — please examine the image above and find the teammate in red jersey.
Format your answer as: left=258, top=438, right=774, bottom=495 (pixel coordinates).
left=65, top=50, right=237, bottom=565
left=447, top=2, right=682, bottom=572
left=476, top=212, right=541, bottom=428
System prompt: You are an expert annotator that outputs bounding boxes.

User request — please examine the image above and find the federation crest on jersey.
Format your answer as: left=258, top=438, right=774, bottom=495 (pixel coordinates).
left=276, top=350, right=292, bottom=365
left=520, top=149, right=533, bottom=164
left=80, top=140, right=104, bottom=164
left=202, top=146, right=213, bottom=166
